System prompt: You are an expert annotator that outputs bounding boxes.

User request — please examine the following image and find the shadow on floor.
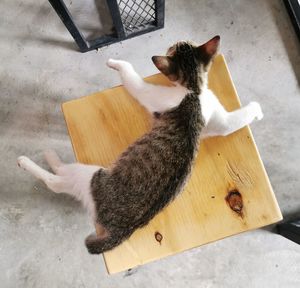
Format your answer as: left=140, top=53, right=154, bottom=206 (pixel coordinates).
left=267, top=0, right=300, bottom=85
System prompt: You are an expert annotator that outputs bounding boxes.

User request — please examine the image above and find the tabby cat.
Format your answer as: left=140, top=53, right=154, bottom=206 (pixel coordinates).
left=18, top=36, right=263, bottom=254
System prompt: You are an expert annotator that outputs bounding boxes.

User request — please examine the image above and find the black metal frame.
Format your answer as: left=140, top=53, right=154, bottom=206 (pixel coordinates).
left=48, top=0, right=165, bottom=52
left=284, top=0, right=300, bottom=40
left=277, top=218, right=300, bottom=245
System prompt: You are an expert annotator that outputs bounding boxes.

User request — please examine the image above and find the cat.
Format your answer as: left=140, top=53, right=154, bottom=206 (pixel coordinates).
left=17, top=36, right=263, bottom=254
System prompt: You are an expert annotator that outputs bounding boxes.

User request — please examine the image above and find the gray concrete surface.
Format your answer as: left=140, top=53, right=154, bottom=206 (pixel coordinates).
left=1, top=0, right=300, bottom=287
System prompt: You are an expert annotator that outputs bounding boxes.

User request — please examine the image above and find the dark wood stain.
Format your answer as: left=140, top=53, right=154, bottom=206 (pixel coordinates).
left=155, top=231, right=163, bottom=244
left=225, top=189, right=244, bottom=217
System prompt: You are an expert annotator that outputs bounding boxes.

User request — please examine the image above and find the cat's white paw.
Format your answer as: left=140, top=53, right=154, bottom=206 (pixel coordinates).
left=107, top=59, right=132, bottom=71
left=17, top=156, right=30, bottom=170
left=107, top=59, right=120, bottom=71
left=248, top=102, right=263, bottom=121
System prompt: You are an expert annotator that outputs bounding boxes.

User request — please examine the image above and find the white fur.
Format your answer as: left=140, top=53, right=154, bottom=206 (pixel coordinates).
left=107, top=58, right=263, bottom=138
left=107, top=59, right=189, bottom=113
left=18, top=153, right=100, bottom=220
left=18, top=58, right=263, bottom=220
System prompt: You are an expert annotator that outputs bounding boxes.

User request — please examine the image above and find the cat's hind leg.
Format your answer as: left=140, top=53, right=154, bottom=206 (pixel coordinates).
left=44, top=149, right=63, bottom=173
left=18, top=154, right=101, bottom=219
left=17, top=156, right=65, bottom=193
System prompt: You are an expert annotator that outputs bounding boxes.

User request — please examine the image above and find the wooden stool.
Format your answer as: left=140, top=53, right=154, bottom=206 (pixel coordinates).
left=62, top=55, right=282, bottom=274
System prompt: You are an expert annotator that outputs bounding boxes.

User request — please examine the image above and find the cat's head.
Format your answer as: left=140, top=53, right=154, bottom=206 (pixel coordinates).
left=152, top=36, right=220, bottom=93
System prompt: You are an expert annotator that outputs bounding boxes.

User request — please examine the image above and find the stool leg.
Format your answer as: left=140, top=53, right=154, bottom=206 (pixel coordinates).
left=106, top=0, right=126, bottom=38
left=48, top=0, right=89, bottom=52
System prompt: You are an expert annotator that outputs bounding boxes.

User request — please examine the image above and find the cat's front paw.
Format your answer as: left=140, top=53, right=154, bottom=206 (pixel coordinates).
left=107, top=59, right=121, bottom=71
left=107, top=59, right=132, bottom=72
left=17, top=156, right=30, bottom=170
left=248, top=102, right=263, bottom=121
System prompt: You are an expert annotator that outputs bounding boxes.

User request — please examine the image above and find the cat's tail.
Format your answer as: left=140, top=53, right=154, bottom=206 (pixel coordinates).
left=85, top=232, right=125, bottom=254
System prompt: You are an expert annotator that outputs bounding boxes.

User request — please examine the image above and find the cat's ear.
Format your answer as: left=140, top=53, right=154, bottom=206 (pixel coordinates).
left=152, top=56, right=178, bottom=81
left=198, top=35, right=220, bottom=58
left=152, top=56, right=170, bottom=73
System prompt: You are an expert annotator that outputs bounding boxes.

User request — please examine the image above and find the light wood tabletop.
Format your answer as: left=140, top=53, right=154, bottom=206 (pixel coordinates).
left=62, top=54, right=282, bottom=274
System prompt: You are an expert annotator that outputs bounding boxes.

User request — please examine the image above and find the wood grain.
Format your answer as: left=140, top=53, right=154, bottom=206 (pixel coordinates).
left=62, top=55, right=282, bottom=274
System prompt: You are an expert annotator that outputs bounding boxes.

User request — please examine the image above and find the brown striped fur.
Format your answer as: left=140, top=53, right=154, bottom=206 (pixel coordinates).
left=86, top=37, right=219, bottom=254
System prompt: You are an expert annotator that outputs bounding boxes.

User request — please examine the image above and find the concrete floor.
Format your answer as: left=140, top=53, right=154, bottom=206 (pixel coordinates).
left=1, top=0, right=300, bottom=287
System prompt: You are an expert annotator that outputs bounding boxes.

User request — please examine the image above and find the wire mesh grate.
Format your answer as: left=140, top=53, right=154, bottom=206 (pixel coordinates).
left=118, top=0, right=156, bottom=34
